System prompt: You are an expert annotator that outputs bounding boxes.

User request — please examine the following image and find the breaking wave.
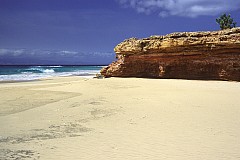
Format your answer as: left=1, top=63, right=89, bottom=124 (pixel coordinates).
left=0, top=65, right=102, bottom=81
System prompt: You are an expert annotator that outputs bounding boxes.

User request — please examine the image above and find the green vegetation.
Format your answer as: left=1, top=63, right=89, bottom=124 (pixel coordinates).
left=216, top=13, right=237, bottom=30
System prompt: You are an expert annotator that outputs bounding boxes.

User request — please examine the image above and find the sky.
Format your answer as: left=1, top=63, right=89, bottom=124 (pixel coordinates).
left=0, top=0, right=240, bottom=65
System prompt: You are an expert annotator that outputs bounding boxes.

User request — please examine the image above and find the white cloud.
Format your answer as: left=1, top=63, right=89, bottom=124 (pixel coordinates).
left=13, top=49, right=25, bottom=56
left=0, top=49, right=32, bottom=57
left=0, top=49, right=10, bottom=55
left=117, top=0, right=240, bottom=17
left=0, top=48, right=115, bottom=65
left=59, top=50, right=78, bottom=55
left=0, top=49, right=25, bottom=56
left=0, top=48, right=114, bottom=58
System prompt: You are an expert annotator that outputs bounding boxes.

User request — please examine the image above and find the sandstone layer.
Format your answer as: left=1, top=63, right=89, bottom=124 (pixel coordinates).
left=101, top=28, right=240, bottom=81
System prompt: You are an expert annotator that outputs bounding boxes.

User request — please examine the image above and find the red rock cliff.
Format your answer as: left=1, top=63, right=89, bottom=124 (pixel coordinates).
left=101, top=28, right=240, bottom=81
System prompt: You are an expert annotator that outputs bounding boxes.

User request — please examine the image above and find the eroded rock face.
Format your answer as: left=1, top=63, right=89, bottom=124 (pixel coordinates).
left=101, top=28, right=240, bottom=81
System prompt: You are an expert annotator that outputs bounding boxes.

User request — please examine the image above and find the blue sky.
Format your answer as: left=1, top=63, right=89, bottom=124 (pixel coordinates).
left=0, top=0, right=239, bottom=65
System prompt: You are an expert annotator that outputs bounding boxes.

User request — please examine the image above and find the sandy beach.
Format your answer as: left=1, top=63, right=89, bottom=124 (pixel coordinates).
left=0, top=77, right=240, bottom=160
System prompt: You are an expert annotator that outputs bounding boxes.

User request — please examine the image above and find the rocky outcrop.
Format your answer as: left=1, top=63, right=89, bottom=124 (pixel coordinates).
left=101, top=28, right=240, bottom=81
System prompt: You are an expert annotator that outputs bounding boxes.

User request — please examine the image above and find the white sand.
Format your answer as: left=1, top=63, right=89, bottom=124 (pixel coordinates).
left=0, top=77, right=240, bottom=160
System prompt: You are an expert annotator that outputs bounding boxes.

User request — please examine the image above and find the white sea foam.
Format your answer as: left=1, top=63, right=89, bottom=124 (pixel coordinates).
left=51, top=66, right=63, bottom=68
left=0, top=66, right=102, bottom=81
left=43, top=69, right=55, bottom=73
left=26, top=67, right=55, bottom=73
left=0, top=70, right=100, bottom=81
left=27, top=67, right=44, bottom=72
left=0, top=73, right=49, bottom=81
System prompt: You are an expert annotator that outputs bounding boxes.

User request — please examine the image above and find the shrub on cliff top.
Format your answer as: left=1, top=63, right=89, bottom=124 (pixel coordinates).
left=216, top=13, right=237, bottom=30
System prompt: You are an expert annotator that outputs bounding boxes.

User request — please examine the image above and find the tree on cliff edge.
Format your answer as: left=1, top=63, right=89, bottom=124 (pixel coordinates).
left=216, top=13, right=237, bottom=30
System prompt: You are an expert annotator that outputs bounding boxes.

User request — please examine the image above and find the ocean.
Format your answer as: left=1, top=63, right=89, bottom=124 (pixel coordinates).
left=0, top=65, right=104, bottom=81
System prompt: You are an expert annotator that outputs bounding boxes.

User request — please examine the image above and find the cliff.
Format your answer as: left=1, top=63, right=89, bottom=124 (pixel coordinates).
left=101, top=28, right=240, bottom=81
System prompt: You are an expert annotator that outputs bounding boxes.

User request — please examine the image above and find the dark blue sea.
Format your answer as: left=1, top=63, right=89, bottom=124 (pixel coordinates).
left=0, top=65, right=104, bottom=81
